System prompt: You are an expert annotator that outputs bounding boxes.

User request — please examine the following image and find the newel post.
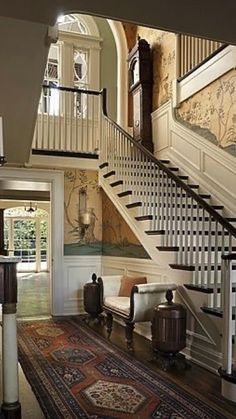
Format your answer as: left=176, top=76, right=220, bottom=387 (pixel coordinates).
left=0, top=256, right=21, bottom=418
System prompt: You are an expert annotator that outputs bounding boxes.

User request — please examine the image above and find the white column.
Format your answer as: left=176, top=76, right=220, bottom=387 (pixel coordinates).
left=2, top=311, right=19, bottom=404
left=0, top=256, right=21, bottom=418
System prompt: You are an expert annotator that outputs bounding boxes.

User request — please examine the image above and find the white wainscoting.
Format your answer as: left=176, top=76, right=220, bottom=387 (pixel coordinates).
left=63, top=255, right=102, bottom=315
left=152, top=101, right=236, bottom=215
left=101, top=255, right=222, bottom=372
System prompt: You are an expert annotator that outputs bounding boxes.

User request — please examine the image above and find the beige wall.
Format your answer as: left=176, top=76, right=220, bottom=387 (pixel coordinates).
left=124, top=23, right=236, bottom=155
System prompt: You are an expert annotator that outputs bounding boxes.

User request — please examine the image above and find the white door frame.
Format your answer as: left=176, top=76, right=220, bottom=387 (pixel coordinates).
left=0, top=167, right=64, bottom=315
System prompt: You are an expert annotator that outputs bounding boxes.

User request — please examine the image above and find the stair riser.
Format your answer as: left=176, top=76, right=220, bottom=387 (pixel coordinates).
left=117, top=194, right=133, bottom=205
left=109, top=183, right=124, bottom=194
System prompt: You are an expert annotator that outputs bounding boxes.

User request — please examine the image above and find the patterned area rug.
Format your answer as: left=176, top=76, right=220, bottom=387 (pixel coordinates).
left=18, top=318, right=226, bottom=418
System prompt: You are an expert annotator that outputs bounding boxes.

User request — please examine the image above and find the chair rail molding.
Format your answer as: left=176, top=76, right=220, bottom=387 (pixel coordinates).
left=152, top=101, right=236, bottom=215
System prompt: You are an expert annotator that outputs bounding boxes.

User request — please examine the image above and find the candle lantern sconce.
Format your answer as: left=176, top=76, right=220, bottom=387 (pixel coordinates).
left=78, top=187, right=93, bottom=239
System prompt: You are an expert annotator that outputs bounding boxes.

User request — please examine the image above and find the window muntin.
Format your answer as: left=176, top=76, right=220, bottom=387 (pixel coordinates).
left=58, top=14, right=89, bottom=35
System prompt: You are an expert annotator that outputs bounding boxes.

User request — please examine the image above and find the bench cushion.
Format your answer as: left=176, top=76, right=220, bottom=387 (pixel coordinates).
left=104, top=296, right=130, bottom=316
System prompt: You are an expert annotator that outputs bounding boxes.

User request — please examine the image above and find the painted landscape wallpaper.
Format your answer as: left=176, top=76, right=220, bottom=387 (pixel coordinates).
left=124, top=23, right=236, bottom=156
left=64, top=169, right=102, bottom=255
left=64, top=169, right=148, bottom=258
left=102, top=191, right=149, bottom=259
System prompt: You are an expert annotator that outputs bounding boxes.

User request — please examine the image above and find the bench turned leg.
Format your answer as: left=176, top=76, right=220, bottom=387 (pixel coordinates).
left=125, top=322, right=134, bottom=351
left=106, top=312, right=113, bottom=338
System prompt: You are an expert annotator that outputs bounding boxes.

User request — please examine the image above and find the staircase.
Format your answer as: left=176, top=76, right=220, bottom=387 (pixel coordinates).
left=99, top=106, right=236, bottom=400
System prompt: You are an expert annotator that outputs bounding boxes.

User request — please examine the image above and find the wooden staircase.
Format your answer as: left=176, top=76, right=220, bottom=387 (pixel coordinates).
left=99, top=112, right=236, bottom=397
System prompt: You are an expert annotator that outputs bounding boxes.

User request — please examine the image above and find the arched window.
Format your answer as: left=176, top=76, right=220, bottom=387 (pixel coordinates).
left=44, top=14, right=101, bottom=90
left=58, top=14, right=89, bottom=35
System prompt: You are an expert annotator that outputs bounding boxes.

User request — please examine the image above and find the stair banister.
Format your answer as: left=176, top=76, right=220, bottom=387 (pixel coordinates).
left=34, top=84, right=105, bottom=155
left=221, top=253, right=236, bottom=375
left=100, top=106, right=236, bottom=240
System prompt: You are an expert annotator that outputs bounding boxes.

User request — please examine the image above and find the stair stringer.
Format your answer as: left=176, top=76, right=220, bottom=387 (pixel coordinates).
left=100, top=172, right=194, bottom=287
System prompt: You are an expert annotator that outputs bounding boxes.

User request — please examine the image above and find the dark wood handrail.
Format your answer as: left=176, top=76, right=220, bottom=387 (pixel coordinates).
left=42, top=83, right=104, bottom=96
left=222, top=253, right=236, bottom=261
left=101, top=112, right=236, bottom=239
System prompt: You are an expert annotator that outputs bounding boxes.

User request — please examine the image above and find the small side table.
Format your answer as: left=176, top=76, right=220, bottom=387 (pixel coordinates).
left=83, top=273, right=103, bottom=324
left=151, top=289, right=190, bottom=371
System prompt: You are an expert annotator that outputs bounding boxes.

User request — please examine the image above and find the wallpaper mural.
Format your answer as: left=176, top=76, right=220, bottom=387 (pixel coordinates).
left=124, top=23, right=236, bottom=156
left=102, top=190, right=149, bottom=259
left=177, top=69, right=236, bottom=156
left=64, top=169, right=102, bottom=255
left=64, top=169, right=149, bottom=258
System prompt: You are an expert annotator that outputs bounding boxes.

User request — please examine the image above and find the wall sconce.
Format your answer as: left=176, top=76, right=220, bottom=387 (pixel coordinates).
left=0, top=116, right=6, bottom=166
left=24, top=202, right=38, bottom=213
left=78, top=187, right=93, bottom=239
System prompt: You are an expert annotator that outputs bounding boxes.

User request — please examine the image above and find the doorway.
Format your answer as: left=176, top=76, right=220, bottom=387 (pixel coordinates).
left=4, top=204, right=50, bottom=318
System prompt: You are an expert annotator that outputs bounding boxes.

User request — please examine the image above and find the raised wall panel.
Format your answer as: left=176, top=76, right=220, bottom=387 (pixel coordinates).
left=152, top=109, right=169, bottom=153
left=203, top=153, right=236, bottom=201
left=170, top=131, right=201, bottom=170
left=63, top=255, right=101, bottom=315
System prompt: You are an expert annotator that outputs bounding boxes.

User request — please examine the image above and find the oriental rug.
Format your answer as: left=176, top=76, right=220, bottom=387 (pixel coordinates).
left=17, top=318, right=227, bottom=418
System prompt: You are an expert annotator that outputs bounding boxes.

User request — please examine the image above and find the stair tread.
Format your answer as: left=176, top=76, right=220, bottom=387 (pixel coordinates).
left=99, top=162, right=109, bottom=169
left=117, top=190, right=132, bottom=197
left=103, top=170, right=115, bottom=178
left=185, top=283, right=236, bottom=293
left=110, top=180, right=123, bottom=187
left=145, top=230, right=165, bottom=235
left=201, top=306, right=236, bottom=319
left=170, top=264, right=195, bottom=271
left=159, top=159, right=170, bottom=164
left=157, top=246, right=179, bottom=251
left=135, top=215, right=153, bottom=221
left=126, top=202, right=142, bottom=209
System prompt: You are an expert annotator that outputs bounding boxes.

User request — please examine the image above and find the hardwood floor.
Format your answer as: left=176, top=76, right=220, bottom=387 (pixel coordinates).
left=88, top=317, right=236, bottom=418
left=17, top=272, right=50, bottom=318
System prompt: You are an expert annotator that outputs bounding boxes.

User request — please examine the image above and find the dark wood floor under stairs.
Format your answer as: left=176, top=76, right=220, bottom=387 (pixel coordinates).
left=88, top=319, right=236, bottom=417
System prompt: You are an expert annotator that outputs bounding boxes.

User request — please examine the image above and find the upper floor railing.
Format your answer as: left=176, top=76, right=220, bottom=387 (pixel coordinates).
left=32, top=84, right=105, bottom=156
left=177, top=34, right=226, bottom=79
